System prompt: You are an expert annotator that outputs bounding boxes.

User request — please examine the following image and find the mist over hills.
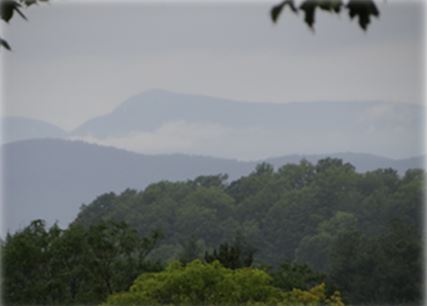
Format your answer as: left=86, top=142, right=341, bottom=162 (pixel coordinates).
left=1, top=89, right=424, bottom=234
left=2, top=138, right=424, bottom=236
left=2, top=90, right=423, bottom=159
left=72, top=89, right=382, bottom=138
left=69, top=90, right=423, bottom=159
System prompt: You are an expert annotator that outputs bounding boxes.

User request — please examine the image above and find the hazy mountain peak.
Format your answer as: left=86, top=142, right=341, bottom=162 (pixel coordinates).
left=69, top=91, right=424, bottom=160
left=1, top=116, right=67, bottom=144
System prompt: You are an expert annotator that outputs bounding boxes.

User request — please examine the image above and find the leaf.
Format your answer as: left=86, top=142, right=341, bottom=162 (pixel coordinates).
left=1, top=0, right=16, bottom=22
left=271, top=0, right=379, bottom=31
left=346, top=0, right=379, bottom=31
left=299, top=0, right=317, bottom=29
left=318, top=0, right=343, bottom=13
left=0, top=0, right=26, bottom=22
left=0, top=37, right=11, bottom=50
left=271, top=0, right=297, bottom=24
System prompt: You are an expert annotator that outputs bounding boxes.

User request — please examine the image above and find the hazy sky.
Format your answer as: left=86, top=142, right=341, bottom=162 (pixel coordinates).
left=2, top=1, right=424, bottom=129
left=0, top=1, right=425, bottom=160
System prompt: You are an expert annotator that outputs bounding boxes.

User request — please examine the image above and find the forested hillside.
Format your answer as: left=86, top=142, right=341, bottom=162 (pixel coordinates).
left=2, top=158, right=423, bottom=305
left=73, top=158, right=423, bottom=304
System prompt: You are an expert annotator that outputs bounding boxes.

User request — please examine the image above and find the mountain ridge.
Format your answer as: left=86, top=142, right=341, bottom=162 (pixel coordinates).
left=70, top=89, right=424, bottom=138
left=2, top=138, right=424, bottom=236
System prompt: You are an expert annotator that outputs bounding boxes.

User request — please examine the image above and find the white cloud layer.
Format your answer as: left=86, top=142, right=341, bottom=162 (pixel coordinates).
left=71, top=115, right=424, bottom=161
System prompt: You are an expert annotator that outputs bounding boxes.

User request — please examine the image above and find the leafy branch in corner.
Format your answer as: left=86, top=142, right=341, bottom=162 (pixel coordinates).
left=0, top=0, right=381, bottom=51
left=271, top=0, right=380, bottom=31
left=0, top=0, right=49, bottom=50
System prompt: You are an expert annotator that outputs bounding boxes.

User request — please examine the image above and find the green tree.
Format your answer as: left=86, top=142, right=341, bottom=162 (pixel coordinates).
left=204, top=239, right=255, bottom=270
left=328, top=221, right=422, bottom=305
left=2, top=220, right=64, bottom=304
left=104, top=260, right=276, bottom=306
left=295, top=211, right=358, bottom=272
left=104, top=260, right=343, bottom=306
left=2, top=219, right=162, bottom=305
left=271, top=261, right=325, bottom=292
left=178, top=236, right=204, bottom=264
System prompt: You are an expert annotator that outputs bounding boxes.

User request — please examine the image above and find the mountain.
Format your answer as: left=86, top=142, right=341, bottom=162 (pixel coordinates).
left=69, top=89, right=424, bottom=160
left=1, top=116, right=67, bottom=144
left=72, top=89, right=423, bottom=137
left=1, top=139, right=252, bottom=236
left=2, top=138, right=424, bottom=236
left=5, top=91, right=422, bottom=160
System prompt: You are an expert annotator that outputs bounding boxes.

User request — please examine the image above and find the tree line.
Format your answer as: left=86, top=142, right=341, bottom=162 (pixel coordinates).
left=2, top=158, right=424, bottom=305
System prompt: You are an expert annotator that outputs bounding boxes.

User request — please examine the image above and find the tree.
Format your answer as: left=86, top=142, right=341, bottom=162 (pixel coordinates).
left=327, top=221, right=422, bottom=305
left=271, top=261, right=326, bottom=292
left=178, top=236, right=204, bottom=264
left=295, top=211, right=358, bottom=272
left=103, top=260, right=280, bottom=306
left=204, top=237, right=255, bottom=270
left=103, top=260, right=344, bottom=306
left=2, top=220, right=64, bottom=304
left=1, top=219, right=162, bottom=305
left=280, top=283, right=344, bottom=306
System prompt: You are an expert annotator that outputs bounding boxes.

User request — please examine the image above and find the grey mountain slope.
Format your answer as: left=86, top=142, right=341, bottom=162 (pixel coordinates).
left=72, top=89, right=423, bottom=139
left=1, top=116, right=67, bottom=143
left=2, top=139, right=424, bottom=235
left=1, top=139, right=253, bottom=235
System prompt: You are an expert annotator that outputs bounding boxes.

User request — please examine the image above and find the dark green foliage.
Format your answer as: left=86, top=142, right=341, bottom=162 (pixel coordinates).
left=1, top=0, right=27, bottom=23
left=71, top=158, right=424, bottom=305
left=193, top=174, right=229, bottom=188
left=271, top=261, right=325, bottom=291
left=3, top=159, right=423, bottom=305
left=347, top=0, right=380, bottom=30
left=271, top=0, right=380, bottom=30
left=2, top=220, right=61, bottom=305
left=2, top=220, right=161, bottom=305
left=204, top=235, right=255, bottom=269
left=328, top=221, right=423, bottom=305
left=178, top=236, right=204, bottom=264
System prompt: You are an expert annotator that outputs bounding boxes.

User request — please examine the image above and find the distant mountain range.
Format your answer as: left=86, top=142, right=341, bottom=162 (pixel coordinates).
left=2, top=89, right=424, bottom=159
left=1, top=89, right=424, bottom=235
left=70, top=89, right=423, bottom=142
left=2, top=138, right=424, bottom=236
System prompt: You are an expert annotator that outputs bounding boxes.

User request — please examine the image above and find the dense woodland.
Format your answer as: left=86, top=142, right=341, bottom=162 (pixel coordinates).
left=2, top=158, right=424, bottom=305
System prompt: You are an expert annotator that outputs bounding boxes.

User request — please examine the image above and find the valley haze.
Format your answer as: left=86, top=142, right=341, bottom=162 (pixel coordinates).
left=1, top=90, right=425, bottom=236
left=0, top=3, right=424, bottom=305
left=2, top=89, right=424, bottom=160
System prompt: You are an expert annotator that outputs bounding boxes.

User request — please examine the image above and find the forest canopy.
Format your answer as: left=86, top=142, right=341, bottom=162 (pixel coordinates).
left=2, top=158, right=423, bottom=305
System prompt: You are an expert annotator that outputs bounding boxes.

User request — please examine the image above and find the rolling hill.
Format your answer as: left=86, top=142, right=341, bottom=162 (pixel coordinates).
left=2, top=138, right=423, bottom=236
